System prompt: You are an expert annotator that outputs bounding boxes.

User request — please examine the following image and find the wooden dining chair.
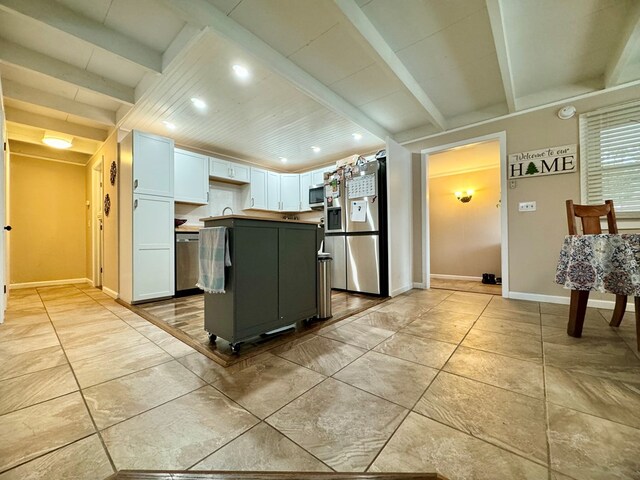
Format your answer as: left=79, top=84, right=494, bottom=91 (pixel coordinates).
left=565, top=199, right=628, bottom=337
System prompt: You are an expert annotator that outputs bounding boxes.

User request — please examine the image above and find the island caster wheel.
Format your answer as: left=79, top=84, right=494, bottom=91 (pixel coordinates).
left=208, top=333, right=217, bottom=343
left=229, top=343, right=240, bottom=354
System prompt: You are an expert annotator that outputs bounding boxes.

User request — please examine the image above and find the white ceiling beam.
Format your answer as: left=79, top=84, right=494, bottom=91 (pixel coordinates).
left=486, top=0, right=517, bottom=113
left=0, top=38, right=135, bottom=105
left=335, top=0, right=447, bottom=131
left=4, top=106, right=108, bottom=142
left=0, top=0, right=162, bottom=74
left=160, top=0, right=393, bottom=141
left=605, top=1, right=640, bottom=88
left=2, top=80, right=116, bottom=126
left=8, top=139, right=91, bottom=165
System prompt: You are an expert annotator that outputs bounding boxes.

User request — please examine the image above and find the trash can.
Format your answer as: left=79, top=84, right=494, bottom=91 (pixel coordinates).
left=317, top=252, right=333, bottom=319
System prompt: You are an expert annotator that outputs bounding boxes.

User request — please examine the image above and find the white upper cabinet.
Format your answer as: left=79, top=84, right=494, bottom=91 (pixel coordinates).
left=248, top=167, right=268, bottom=210
left=174, top=149, right=209, bottom=205
left=209, top=157, right=250, bottom=184
left=299, top=172, right=312, bottom=212
left=311, top=167, right=327, bottom=186
left=267, top=171, right=281, bottom=211
left=281, top=174, right=300, bottom=211
left=133, top=131, right=174, bottom=198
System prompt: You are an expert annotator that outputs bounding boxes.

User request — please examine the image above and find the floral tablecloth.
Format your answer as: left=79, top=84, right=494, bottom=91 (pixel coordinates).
left=555, top=234, right=640, bottom=296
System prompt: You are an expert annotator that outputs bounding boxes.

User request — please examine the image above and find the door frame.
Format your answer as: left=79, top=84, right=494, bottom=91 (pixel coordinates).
left=420, top=131, right=509, bottom=297
left=91, top=158, right=104, bottom=288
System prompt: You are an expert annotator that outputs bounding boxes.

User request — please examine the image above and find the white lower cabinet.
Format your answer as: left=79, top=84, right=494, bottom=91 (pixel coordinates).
left=133, top=194, right=174, bottom=301
left=281, top=174, right=300, bottom=211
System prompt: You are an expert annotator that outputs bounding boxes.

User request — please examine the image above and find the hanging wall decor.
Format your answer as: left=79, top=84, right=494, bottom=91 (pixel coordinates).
left=110, top=161, right=117, bottom=185
left=104, top=193, right=111, bottom=216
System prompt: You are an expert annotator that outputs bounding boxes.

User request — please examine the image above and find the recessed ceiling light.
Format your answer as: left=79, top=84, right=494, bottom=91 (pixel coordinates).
left=279, top=157, right=288, bottom=163
left=191, top=97, right=207, bottom=109
left=352, top=133, right=362, bottom=140
left=163, top=121, right=176, bottom=130
left=311, top=146, right=321, bottom=153
left=232, top=64, right=250, bottom=79
left=42, top=133, right=72, bottom=149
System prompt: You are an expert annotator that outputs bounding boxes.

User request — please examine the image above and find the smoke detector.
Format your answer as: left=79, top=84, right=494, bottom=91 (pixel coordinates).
left=557, top=105, right=576, bottom=120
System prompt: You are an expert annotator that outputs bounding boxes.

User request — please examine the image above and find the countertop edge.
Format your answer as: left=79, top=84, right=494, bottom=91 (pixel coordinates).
left=200, top=215, right=320, bottom=225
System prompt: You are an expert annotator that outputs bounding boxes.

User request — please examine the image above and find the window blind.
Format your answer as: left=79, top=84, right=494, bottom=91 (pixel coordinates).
left=579, top=100, right=640, bottom=217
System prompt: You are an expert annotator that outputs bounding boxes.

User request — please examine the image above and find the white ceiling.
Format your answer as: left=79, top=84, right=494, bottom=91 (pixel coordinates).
left=0, top=0, right=638, bottom=168
left=428, top=140, right=500, bottom=178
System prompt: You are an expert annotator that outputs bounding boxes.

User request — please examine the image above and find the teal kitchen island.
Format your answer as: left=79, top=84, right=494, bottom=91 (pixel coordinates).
left=200, top=215, right=322, bottom=353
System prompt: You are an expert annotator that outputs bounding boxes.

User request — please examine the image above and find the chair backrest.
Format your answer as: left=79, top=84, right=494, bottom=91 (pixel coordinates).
left=566, top=199, right=618, bottom=235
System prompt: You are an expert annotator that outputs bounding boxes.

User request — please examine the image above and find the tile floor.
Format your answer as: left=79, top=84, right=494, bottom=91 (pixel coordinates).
left=1, top=285, right=639, bottom=479
left=430, top=277, right=502, bottom=295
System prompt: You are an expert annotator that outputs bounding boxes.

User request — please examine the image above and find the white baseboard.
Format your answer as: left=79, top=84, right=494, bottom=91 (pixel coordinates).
left=10, top=278, right=89, bottom=289
left=391, top=284, right=414, bottom=297
left=102, top=286, right=119, bottom=299
left=431, top=274, right=483, bottom=281
left=508, top=291, right=636, bottom=312
left=412, top=282, right=426, bottom=289
left=87, top=278, right=95, bottom=288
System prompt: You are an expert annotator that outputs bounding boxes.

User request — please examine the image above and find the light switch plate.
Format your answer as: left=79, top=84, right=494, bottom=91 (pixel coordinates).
left=519, top=201, right=536, bottom=212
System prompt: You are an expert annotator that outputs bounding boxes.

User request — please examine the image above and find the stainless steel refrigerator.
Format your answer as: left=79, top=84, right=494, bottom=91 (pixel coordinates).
left=324, top=154, right=388, bottom=296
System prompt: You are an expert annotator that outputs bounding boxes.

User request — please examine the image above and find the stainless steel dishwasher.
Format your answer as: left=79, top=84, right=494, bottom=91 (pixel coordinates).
left=175, top=231, right=201, bottom=295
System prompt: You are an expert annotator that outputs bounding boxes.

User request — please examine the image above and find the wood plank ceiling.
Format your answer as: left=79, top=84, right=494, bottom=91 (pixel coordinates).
left=0, top=0, right=638, bottom=169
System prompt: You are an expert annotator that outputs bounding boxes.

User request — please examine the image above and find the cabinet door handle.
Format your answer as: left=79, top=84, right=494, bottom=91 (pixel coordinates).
left=231, top=168, right=234, bottom=178
left=206, top=191, right=209, bottom=203
left=134, top=179, right=138, bottom=189
left=134, top=199, right=138, bottom=209
left=228, top=167, right=233, bottom=178
left=251, top=197, right=254, bottom=207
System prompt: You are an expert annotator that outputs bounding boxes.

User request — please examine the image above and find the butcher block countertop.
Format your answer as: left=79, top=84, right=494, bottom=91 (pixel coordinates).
left=175, top=225, right=203, bottom=232
left=200, top=215, right=319, bottom=225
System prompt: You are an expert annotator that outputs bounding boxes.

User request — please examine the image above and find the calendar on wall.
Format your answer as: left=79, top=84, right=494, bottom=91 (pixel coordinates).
left=347, top=174, right=376, bottom=199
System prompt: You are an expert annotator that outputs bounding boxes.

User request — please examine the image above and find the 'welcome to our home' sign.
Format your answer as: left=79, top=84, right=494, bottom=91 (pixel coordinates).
left=508, top=144, right=577, bottom=179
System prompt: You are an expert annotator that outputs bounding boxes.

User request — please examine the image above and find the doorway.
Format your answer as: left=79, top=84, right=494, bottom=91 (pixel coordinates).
left=421, top=132, right=508, bottom=297
left=91, top=159, right=104, bottom=288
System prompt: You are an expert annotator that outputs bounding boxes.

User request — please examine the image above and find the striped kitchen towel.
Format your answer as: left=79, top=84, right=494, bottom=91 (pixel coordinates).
left=196, top=227, right=231, bottom=293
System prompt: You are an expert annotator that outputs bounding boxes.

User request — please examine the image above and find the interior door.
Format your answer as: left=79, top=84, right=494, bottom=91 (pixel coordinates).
left=0, top=106, right=6, bottom=323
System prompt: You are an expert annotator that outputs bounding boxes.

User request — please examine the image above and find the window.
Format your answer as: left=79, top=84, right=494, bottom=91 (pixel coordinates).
left=579, top=100, right=640, bottom=218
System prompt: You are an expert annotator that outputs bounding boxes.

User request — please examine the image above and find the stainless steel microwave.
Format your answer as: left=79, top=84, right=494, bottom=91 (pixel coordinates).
left=309, top=184, right=325, bottom=210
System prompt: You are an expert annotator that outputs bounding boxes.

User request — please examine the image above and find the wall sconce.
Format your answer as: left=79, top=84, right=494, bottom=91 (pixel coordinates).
left=455, top=190, right=474, bottom=203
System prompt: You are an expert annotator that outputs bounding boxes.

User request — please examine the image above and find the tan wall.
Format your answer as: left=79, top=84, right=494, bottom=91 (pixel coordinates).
left=10, top=155, right=86, bottom=284
left=430, top=167, right=501, bottom=277
left=85, top=132, right=118, bottom=294
left=407, top=83, right=640, bottom=297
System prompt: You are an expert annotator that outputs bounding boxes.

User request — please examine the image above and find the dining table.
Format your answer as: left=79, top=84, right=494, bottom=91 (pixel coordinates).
left=555, top=233, right=640, bottom=349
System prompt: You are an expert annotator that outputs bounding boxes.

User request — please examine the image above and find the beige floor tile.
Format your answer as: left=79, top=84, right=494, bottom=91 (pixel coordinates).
left=84, top=360, right=205, bottom=429
left=488, top=297, right=540, bottom=314
left=136, top=324, right=196, bottom=358
left=61, top=324, right=151, bottom=363
left=334, top=351, right=437, bottom=408
left=543, top=332, right=640, bottom=384
left=177, top=352, right=232, bottom=384
left=0, top=321, right=55, bottom=342
left=312, top=316, right=357, bottom=335
left=273, top=334, right=365, bottom=376
left=548, top=404, right=640, bottom=480
left=436, top=299, right=487, bottom=315
left=319, top=322, right=394, bottom=350
left=448, top=291, right=493, bottom=306
left=0, top=364, right=78, bottom=415
left=376, top=300, right=433, bottom=317
left=416, top=308, right=479, bottom=327
left=353, top=310, right=417, bottom=331
left=267, top=378, right=406, bottom=472
left=0, top=434, right=114, bottom=480
left=401, top=317, right=471, bottom=344
left=415, top=372, right=547, bottom=463
left=194, top=422, right=330, bottom=471
left=444, top=346, right=544, bottom=398
left=373, top=332, right=456, bottom=369
left=462, top=328, right=543, bottom=363
left=370, top=412, right=548, bottom=479
left=545, top=366, right=640, bottom=429
left=481, top=307, right=541, bottom=325
left=540, top=303, right=605, bottom=320
left=213, top=354, right=325, bottom=419
left=474, top=316, right=541, bottom=338
left=72, top=341, right=173, bottom=388
left=0, top=345, right=67, bottom=381
left=102, top=386, right=257, bottom=470
left=0, top=392, right=95, bottom=472
left=0, top=332, right=60, bottom=356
